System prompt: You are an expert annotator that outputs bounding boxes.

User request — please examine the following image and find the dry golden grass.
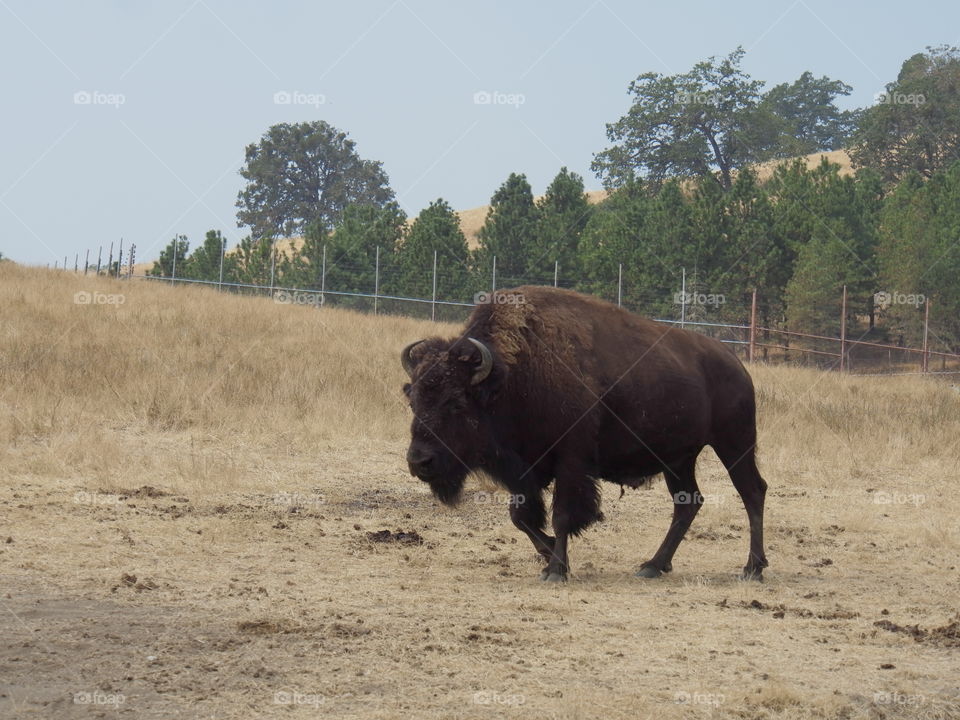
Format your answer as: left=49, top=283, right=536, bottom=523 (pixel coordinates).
left=1, top=262, right=958, bottom=719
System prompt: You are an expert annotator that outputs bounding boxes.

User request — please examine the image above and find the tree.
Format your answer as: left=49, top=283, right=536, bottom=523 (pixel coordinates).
left=280, top=222, right=328, bottom=291
left=396, top=199, right=472, bottom=302
left=592, top=47, right=855, bottom=190
left=233, top=236, right=275, bottom=286
left=877, top=164, right=960, bottom=347
left=851, top=46, right=960, bottom=184
left=236, top=121, right=394, bottom=239
left=534, top=167, right=593, bottom=282
left=184, top=230, right=231, bottom=282
left=760, top=71, right=859, bottom=156
left=717, top=168, right=785, bottom=322
left=149, top=235, right=189, bottom=277
left=767, top=157, right=880, bottom=332
left=297, top=202, right=406, bottom=301
left=473, top=173, right=539, bottom=285
left=576, top=180, right=653, bottom=306
left=784, top=227, right=859, bottom=336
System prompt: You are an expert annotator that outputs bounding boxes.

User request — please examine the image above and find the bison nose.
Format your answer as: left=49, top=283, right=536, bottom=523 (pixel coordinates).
left=407, top=446, right=435, bottom=477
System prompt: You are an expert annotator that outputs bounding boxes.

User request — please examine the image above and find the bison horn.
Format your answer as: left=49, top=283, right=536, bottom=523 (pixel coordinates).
left=401, top=340, right=424, bottom=378
left=468, top=338, right=493, bottom=385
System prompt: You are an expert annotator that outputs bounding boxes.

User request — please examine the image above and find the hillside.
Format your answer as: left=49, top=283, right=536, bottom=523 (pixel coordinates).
left=1, top=262, right=958, bottom=719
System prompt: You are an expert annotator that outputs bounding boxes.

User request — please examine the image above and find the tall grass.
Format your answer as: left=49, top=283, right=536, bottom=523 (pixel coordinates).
left=2, top=262, right=957, bottom=498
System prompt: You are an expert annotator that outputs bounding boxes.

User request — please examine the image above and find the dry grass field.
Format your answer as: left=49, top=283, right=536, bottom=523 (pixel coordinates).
left=1, top=262, right=958, bottom=719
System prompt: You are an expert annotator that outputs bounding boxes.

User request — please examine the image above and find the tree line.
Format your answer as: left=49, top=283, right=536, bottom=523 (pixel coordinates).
left=151, top=45, right=960, bottom=348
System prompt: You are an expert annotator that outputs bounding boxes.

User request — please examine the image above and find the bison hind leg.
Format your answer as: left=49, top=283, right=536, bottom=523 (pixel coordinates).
left=721, top=450, right=768, bottom=581
left=636, top=454, right=702, bottom=579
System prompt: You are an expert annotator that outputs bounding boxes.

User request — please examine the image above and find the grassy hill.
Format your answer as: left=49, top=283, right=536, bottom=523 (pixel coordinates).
left=1, top=262, right=957, bottom=718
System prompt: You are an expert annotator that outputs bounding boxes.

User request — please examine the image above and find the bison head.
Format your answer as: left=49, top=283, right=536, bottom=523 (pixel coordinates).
left=400, top=336, right=499, bottom=505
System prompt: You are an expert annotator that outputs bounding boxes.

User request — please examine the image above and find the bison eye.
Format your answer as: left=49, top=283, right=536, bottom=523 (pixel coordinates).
left=402, top=383, right=412, bottom=398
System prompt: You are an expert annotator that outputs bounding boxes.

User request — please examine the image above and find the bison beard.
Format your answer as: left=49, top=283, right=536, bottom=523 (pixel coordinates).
left=401, top=286, right=769, bottom=583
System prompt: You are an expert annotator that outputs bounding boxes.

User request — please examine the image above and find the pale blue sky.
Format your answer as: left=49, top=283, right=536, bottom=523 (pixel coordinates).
left=1, top=0, right=957, bottom=266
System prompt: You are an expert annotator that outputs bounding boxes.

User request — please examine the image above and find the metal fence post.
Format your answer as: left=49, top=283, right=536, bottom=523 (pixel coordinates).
left=749, top=288, right=757, bottom=362
left=431, top=250, right=438, bottom=322
left=74, top=253, right=78, bottom=273
left=922, top=298, right=930, bottom=373
left=96, top=246, right=102, bottom=275
left=107, top=242, right=113, bottom=278
left=554, top=260, right=558, bottom=288
left=374, top=245, right=380, bottom=316
left=84, top=249, right=89, bottom=275
left=321, top=244, right=326, bottom=305
left=680, top=267, right=686, bottom=328
left=170, top=239, right=176, bottom=285
left=617, top=263, right=622, bottom=307
left=491, top=256, right=497, bottom=292
left=839, top=285, right=847, bottom=371
left=269, top=238, right=277, bottom=296
left=218, top=236, right=225, bottom=290
left=117, top=238, right=123, bottom=278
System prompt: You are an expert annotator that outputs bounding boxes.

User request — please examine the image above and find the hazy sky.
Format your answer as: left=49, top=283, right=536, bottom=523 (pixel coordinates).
left=1, top=0, right=957, bottom=266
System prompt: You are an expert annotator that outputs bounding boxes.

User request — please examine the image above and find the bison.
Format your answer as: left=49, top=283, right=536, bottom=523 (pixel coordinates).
left=400, top=286, right=768, bottom=582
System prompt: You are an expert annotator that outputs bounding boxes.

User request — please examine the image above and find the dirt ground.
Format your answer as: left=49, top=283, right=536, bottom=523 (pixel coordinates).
left=2, top=437, right=959, bottom=719
left=1, top=267, right=958, bottom=718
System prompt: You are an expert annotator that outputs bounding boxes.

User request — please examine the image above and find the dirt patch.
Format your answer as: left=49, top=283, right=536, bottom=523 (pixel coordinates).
left=874, top=615, right=960, bottom=648
left=116, top=485, right=170, bottom=499
left=365, top=529, right=424, bottom=545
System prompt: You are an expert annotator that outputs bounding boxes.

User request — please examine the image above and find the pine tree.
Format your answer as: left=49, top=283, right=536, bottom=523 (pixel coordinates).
left=474, top=173, right=539, bottom=286
left=396, top=199, right=472, bottom=303
left=149, top=235, right=190, bottom=277
left=533, top=168, right=593, bottom=283
left=184, top=230, right=230, bottom=282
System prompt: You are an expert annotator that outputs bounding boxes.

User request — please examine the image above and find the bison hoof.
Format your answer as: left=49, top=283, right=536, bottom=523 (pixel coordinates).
left=635, top=564, right=663, bottom=579
left=741, top=567, right=765, bottom=582
left=539, top=568, right=566, bottom=582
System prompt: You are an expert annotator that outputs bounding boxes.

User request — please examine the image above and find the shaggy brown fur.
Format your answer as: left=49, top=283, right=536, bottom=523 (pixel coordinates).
left=401, top=286, right=768, bottom=582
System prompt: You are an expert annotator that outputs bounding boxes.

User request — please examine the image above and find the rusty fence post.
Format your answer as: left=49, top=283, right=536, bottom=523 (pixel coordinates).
left=839, top=285, right=847, bottom=372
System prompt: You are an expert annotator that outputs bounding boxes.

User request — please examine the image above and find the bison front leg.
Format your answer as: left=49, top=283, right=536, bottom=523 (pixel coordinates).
left=543, top=466, right=602, bottom=582
left=508, top=492, right=555, bottom=566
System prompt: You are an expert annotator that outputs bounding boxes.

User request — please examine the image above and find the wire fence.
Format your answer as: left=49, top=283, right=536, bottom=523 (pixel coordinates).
left=59, top=242, right=960, bottom=377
